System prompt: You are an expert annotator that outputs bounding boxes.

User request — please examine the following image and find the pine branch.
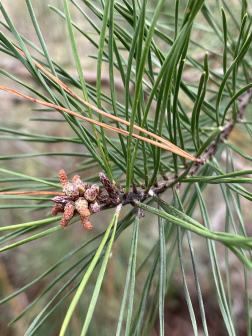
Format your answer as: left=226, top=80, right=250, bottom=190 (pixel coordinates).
left=97, top=88, right=252, bottom=212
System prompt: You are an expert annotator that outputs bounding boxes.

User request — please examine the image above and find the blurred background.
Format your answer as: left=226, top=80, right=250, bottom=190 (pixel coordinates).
left=0, top=0, right=251, bottom=335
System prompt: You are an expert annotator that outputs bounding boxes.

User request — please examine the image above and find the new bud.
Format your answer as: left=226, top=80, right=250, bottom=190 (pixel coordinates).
left=72, top=175, right=89, bottom=195
left=75, top=197, right=90, bottom=217
left=89, top=200, right=100, bottom=213
left=65, top=183, right=79, bottom=200
left=84, top=188, right=98, bottom=202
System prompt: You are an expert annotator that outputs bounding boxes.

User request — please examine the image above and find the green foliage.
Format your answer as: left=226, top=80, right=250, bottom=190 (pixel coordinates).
left=0, top=0, right=252, bottom=335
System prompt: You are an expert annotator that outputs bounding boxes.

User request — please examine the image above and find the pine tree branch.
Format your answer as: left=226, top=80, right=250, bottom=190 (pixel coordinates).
left=98, top=88, right=252, bottom=213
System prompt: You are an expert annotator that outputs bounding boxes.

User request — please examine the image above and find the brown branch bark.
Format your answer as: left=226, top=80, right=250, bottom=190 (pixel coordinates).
left=98, top=88, right=252, bottom=211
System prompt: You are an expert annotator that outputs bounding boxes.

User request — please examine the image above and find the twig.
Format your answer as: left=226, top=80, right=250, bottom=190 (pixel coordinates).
left=1, top=48, right=251, bottom=216
left=98, top=88, right=252, bottom=210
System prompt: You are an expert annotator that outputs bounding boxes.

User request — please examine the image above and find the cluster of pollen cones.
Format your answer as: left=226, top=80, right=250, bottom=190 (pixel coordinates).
left=51, top=170, right=121, bottom=230
left=51, top=170, right=102, bottom=230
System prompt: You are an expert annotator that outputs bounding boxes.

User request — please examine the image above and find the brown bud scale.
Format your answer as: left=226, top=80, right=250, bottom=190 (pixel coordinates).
left=99, top=172, right=118, bottom=197
left=97, top=194, right=112, bottom=204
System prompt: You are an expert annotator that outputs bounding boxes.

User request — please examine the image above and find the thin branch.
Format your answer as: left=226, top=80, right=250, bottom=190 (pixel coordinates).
left=190, top=87, right=252, bottom=176
left=1, top=89, right=250, bottom=213
left=1, top=51, right=251, bottom=214
left=97, top=88, right=252, bottom=210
